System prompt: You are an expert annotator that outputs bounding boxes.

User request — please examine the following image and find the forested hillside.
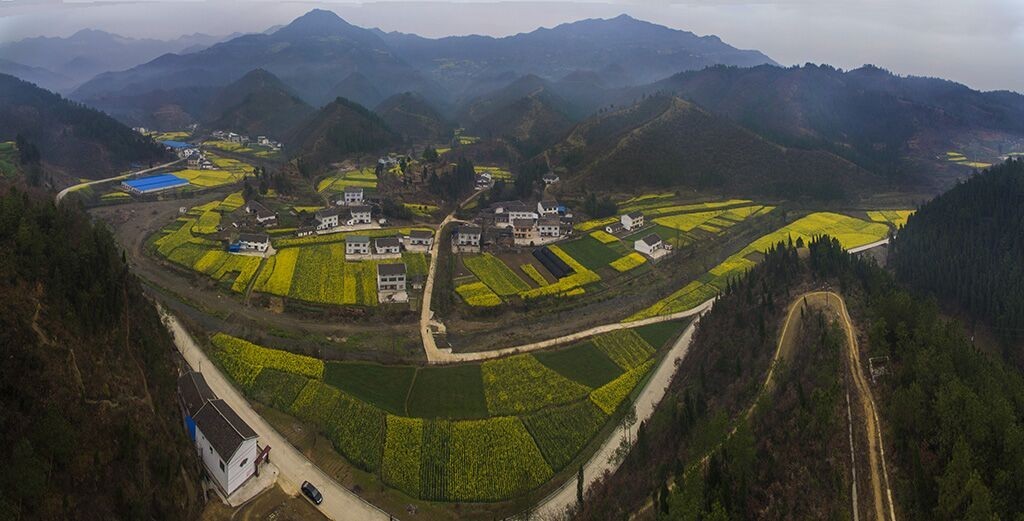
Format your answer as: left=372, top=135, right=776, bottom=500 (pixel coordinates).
left=0, top=73, right=168, bottom=179
left=204, top=68, right=314, bottom=138
left=0, top=186, right=202, bottom=519
left=891, top=159, right=1024, bottom=357
left=573, top=237, right=1024, bottom=520
left=550, top=95, right=875, bottom=199
left=288, top=96, right=400, bottom=169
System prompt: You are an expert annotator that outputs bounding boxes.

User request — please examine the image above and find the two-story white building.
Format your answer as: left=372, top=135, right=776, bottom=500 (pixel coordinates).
left=493, top=201, right=539, bottom=227
left=346, top=206, right=372, bottom=226
left=538, top=217, right=561, bottom=237
left=192, top=399, right=260, bottom=496
left=245, top=201, right=277, bottom=226
left=634, top=232, right=670, bottom=258
left=455, top=225, right=482, bottom=247
left=315, top=208, right=340, bottom=231
left=345, top=235, right=371, bottom=256
left=340, top=187, right=364, bottom=206
left=621, top=211, right=645, bottom=232
left=537, top=200, right=560, bottom=217
left=405, top=230, right=434, bottom=250
left=374, top=236, right=402, bottom=255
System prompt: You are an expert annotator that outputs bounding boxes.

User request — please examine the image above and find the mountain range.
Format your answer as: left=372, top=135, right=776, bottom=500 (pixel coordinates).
left=68, top=9, right=776, bottom=126
left=0, top=29, right=238, bottom=93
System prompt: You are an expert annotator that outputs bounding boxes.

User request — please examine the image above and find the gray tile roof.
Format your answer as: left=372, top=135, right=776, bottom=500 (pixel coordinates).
left=375, top=236, right=401, bottom=248
left=377, top=263, right=406, bottom=277
left=193, top=399, right=257, bottom=460
left=347, top=235, right=370, bottom=244
left=238, top=232, right=269, bottom=243
left=409, top=229, right=433, bottom=240
left=640, top=233, right=662, bottom=246
left=178, top=371, right=216, bottom=417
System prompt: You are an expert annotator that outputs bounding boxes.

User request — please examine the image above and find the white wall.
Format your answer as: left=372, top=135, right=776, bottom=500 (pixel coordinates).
left=195, top=428, right=259, bottom=495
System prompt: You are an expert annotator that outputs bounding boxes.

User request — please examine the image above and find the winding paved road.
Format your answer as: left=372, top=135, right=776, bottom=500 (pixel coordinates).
left=162, top=309, right=391, bottom=521
left=55, top=159, right=183, bottom=204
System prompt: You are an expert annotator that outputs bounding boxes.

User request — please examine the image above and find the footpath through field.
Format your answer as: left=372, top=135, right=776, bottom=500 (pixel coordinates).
left=55, top=159, right=184, bottom=204
left=162, top=309, right=391, bottom=521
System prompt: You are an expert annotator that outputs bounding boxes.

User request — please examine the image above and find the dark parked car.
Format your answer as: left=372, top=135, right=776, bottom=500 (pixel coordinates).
left=301, top=481, right=323, bottom=505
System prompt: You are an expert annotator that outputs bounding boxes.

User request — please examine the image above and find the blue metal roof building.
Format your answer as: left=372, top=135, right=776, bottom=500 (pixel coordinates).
left=121, top=173, right=189, bottom=194
left=161, top=140, right=192, bottom=150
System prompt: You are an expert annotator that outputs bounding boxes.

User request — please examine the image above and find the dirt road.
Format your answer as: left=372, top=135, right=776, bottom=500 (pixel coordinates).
left=163, top=309, right=391, bottom=521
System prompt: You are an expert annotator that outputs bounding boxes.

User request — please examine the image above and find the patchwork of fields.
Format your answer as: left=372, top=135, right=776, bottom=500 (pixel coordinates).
left=318, top=168, right=378, bottom=192
left=153, top=195, right=428, bottom=307
left=455, top=198, right=773, bottom=307
left=627, top=211, right=891, bottom=320
left=210, top=321, right=685, bottom=502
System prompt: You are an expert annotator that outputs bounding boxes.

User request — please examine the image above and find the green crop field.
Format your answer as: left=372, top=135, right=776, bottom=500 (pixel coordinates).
left=522, top=400, right=608, bottom=470
left=463, top=254, right=530, bottom=295
left=533, top=342, right=624, bottom=388
left=324, top=362, right=416, bottom=415
left=634, top=320, right=688, bottom=349
left=213, top=334, right=658, bottom=502
left=407, top=365, right=490, bottom=419
left=153, top=213, right=261, bottom=293
left=253, top=244, right=380, bottom=306
left=629, top=212, right=890, bottom=320
left=558, top=236, right=623, bottom=270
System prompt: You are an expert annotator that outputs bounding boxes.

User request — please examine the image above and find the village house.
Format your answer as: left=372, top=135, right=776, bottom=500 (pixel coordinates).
left=186, top=150, right=203, bottom=168
left=542, top=172, right=560, bottom=185
left=621, top=211, right=645, bottom=232
left=177, top=371, right=217, bottom=444
left=315, top=208, right=340, bottom=230
left=456, top=225, right=482, bottom=246
left=538, top=217, right=562, bottom=237
left=236, top=233, right=269, bottom=253
left=245, top=201, right=277, bottom=226
left=374, top=236, right=402, bottom=255
left=295, top=226, right=316, bottom=238
left=192, top=399, right=260, bottom=496
left=537, top=200, right=560, bottom=217
left=493, top=201, right=539, bottom=227
left=346, top=206, right=372, bottom=226
left=345, top=235, right=371, bottom=255
left=512, top=219, right=541, bottom=246
left=340, top=186, right=364, bottom=205
left=605, top=222, right=625, bottom=234
left=405, top=229, right=434, bottom=249
left=377, top=263, right=408, bottom=303
left=634, top=232, right=670, bottom=258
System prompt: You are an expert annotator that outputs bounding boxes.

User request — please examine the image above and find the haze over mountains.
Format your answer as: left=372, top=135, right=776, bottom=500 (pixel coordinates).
left=0, top=29, right=239, bottom=93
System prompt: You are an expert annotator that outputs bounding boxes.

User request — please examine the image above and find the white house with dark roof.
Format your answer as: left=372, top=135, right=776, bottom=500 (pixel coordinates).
left=542, top=172, right=560, bottom=185
left=346, top=235, right=371, bottom=256
left=634, top=232, right=670, bottom=258
left=374, top=236, right=402, bottom=255
left=537, top=200, right=559, bottom=216
left=192, top=399, right=259, bottom=496
left=346, top=206, right=372, bottom=226
left=493, top=201, right=538, bottom=226
left=340, top=186, right=364, bottom=205
left=177, top=372, right=217, bottom=443
left=405, top=229, right=434, bottom=249
left=454, top=224, right=482, bottom=251
left=315, top=207, right=340, bottom=231
left=621, top=211, right=645, bottom=232
left=245, top=201, right=277, bottom=226
left=377, top=262, right=408, bottom=303
left=237, top=233, right=269, bottom=253
left=538, top=217, right=562, bottom=237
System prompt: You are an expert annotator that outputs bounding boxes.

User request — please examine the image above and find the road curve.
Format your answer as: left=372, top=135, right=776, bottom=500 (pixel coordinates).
left=161, top=309, right=391, bottom=521
left=55, top=159, right=183, bottom=204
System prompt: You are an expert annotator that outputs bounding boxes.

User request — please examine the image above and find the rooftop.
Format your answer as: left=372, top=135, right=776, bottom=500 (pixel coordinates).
left=640, top=233, right=662, bottom=246
left=177, top=371, right=216, bottom=417
left=377, top=263, right=406, bottom=277
left=347, top=235, right=370, bottom=243
left=238, top=232, right=269, bottom=243
left=122, top=173, right=188, bottom=191
left=375, top=236, right=401, bottom=248
left=193, top=399, right=258, bottom=460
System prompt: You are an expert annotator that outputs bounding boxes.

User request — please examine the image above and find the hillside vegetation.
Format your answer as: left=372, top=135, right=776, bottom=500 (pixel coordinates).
left=0, top=73, right=168, bottom=179
left=288, top=96, right=400, bottom=169
left=204, top=68, right=314, bottom=138
left=891, top=158, right=1024, bottom=358
left=0, top=186, right=201, bottom=519
left=374, top=92, right=451, bottom=142
left=550, top=95, right=875, bottom=199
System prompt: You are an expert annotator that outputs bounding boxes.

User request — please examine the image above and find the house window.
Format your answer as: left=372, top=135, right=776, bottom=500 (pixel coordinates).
left=219, top=460, right=225, bottom=471
left=240, top=458, right=248, bottom=468
left=209, top=446, right=213, bottom=454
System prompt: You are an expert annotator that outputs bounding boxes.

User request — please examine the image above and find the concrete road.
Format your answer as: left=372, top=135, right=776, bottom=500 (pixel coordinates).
left=55, top=159, right=183, bottom=204
left=162, top=310, right=391, bottom=521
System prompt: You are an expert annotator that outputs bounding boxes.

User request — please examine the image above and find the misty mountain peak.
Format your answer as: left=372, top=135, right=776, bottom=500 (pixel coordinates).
left=276, top=8, right=356, bottom=37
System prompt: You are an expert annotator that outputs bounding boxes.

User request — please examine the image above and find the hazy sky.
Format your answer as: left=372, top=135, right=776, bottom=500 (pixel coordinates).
left=1, top=0, right=1022, bottom=93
